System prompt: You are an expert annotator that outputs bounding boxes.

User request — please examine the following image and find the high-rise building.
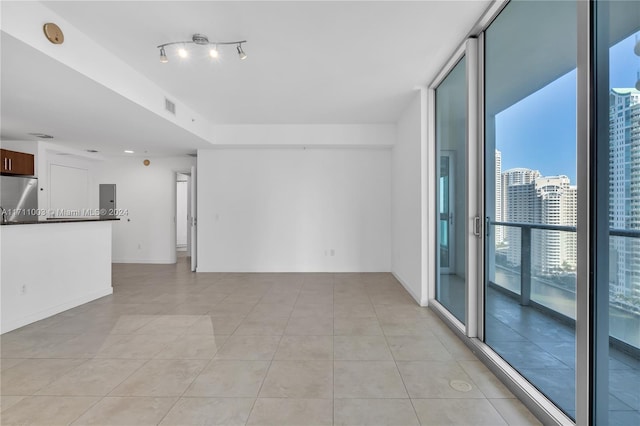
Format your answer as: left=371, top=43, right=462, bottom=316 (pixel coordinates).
left=609, top=88, right=640, bottom=299
left=503, top=168, right=540, bottom=265
left=501, top=169, right=577, bottom=274
left=533, top=176, right=577, bottom=274
left=496, top=150, right=504, bottom=244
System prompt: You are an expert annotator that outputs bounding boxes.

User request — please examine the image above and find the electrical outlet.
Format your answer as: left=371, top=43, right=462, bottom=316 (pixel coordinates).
left=20, top=284, right=27, bottom=295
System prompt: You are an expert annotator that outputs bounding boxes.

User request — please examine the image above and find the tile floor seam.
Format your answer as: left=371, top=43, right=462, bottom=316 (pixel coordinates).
left=487, top=396, right=520, bottom=426
left=62, top=393, right=105, bottom=426
left=2, top=357, right=92, bottom=397
left=35, top=358, right=150, bottom=398
left=153, top=359, right=210, bottom=425
left=453, top=359, right=490, bottom=400
left=104, top=358, right=154, bottom=398
left=245, top=278, right=301, bottom=424
left=332, top=272, right=336, bottom=426
left=378, top=310, right=422, bottom=425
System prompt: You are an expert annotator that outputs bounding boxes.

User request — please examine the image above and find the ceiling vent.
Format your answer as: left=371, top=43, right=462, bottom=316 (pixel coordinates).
left=28, top=132, right=54, bottom=139
left=165, top=98, right=176, bottom=115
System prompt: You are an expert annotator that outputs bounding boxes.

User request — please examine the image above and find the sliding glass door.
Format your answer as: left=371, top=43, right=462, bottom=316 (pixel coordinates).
left=428, top=1, right=640, bottom=422
left=593, top=2, right=640, bottom=423
left=435, top=57, right=467, bottom=324
left=483, top=0, right=577, bottom=419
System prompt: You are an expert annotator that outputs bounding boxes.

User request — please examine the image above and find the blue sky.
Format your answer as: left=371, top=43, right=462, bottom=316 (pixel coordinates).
left=496, top=32, right=639, bottom=184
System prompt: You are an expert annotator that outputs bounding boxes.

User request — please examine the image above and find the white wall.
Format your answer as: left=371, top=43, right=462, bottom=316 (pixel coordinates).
left=197, top=148, right=391, bottom=272
left=210, top=124, right=395, bottom=147
left=391, top=92, right=425, bottom=305
left=95, top=156, right=195, bottom=263
left=1, top=221, right=113, bottom=333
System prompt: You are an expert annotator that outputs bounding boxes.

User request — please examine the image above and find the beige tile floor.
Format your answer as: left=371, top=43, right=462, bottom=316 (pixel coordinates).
left=0, top=259, right=542, bottom=425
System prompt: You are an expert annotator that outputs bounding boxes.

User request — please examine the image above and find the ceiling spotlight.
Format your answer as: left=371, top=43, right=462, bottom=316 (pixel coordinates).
left=159, top=47, right=168, bottom=63
left=156, top=34, right=247, bottom=63
left=124, top=150, right=134, bottom=154
left=237, top=43, right=247, bottom=60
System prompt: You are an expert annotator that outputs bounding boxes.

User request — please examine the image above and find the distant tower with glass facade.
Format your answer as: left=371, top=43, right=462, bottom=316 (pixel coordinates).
left=503, top=168, right=540, bottom=265
left=609, top=88, right=640, bottom=299
left=502, top=169, right=577, bottom=274
left=495, top=150, right=504, bottom=244
left=533, top=176, right=577, bottom=274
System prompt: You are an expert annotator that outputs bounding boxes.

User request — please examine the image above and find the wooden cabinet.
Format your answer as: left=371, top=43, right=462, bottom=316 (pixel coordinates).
left=1, top=149, right=35, bottom=176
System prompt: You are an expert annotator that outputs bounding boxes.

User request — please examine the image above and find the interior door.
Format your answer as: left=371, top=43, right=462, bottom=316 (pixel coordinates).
left=190, top=165, right=197, bottom=272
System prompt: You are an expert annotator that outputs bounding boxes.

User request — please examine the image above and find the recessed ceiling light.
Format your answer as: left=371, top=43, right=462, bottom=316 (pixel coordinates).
left=124, top=150, right=134, bottom=154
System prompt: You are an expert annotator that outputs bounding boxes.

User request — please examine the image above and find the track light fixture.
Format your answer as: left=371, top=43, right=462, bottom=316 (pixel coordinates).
left=237, top=44, right=247, bottom=60
left=157, top=34, right=247, bottom=63
left=209, top=44, right=219, bottom=58
left=159, top=47, right=168, bottom=63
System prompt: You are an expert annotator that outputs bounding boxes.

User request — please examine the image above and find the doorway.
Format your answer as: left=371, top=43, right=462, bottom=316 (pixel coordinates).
left=176, top=173, right=189, bottom=262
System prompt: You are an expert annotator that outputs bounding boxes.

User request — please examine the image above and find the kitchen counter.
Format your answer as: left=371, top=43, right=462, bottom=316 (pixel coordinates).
left=1, top=220, right=114, bottom=333
left=1, top=217, right=119, bottom=225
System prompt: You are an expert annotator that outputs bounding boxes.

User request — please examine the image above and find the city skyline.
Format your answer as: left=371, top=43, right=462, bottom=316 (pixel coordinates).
left=495, top=32, right=639, bottom=184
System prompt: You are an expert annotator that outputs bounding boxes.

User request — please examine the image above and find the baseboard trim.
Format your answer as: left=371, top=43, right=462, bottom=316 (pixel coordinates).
left=112, top=259, right=175, bottom=264
left=392, top=271, right=427, bottom=307
left=195, top=267, right=391, bottom=273
left=1, top=287, right=113, bottom=334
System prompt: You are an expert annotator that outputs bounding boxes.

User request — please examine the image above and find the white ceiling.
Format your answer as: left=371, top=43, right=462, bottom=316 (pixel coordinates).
left=1, top=1, right=492, bottom=155
left=43, top=1, right=491, bottom=124
left=1, top=33, right=213, bottom=156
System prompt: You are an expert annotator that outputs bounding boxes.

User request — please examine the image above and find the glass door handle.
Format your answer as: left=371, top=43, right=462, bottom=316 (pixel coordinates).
left=449, top=213, right=454, bottom=225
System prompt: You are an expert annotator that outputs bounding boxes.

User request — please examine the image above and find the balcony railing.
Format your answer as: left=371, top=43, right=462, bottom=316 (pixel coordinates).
left=491, top=221, right=577, bottom=306
left=489, top=220, right=640, bottom=352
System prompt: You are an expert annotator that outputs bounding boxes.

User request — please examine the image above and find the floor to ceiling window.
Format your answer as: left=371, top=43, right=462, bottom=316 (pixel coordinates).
left=428, top=0, right=640, bottom=423
left=483, top=0, right=578, bottom=419
left=594, top=1, right=640, bottom=424
left=435, top=56, right=467, bottom=324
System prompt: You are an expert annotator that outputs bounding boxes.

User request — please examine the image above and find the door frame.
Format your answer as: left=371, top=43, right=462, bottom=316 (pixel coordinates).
left=189, top=165, right=197, bottom=272
left=428, top=38, right=481, bottom=338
